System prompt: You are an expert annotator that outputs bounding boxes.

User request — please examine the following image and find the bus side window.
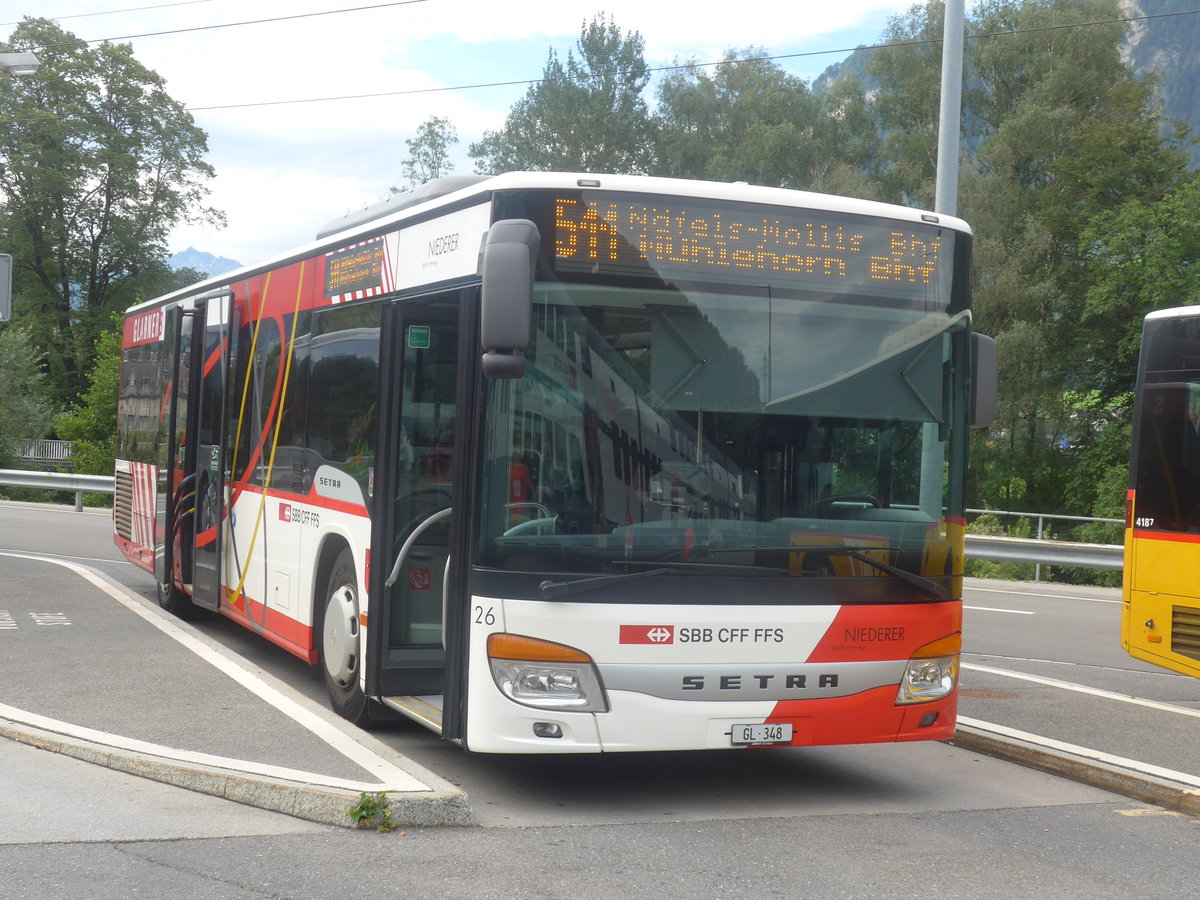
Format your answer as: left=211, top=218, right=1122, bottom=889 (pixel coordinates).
left=306, top=301, right=382, bottom=499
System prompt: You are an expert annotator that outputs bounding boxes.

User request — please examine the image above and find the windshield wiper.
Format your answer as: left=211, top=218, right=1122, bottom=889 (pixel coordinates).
left=539, top=567, right=675, bottom=599
left=538, top=560, right=796, bottom=598
left=801, top=546, right=949, bottom=602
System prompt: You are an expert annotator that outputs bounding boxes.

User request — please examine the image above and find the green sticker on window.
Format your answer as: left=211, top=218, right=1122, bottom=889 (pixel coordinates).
left=407, top=325, right=431, bottom=349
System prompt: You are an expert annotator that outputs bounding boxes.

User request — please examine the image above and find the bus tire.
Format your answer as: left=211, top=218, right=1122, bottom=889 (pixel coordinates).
left=319, top=547, right=369, bottom=724
left=156, top=577, right=198, bottom=619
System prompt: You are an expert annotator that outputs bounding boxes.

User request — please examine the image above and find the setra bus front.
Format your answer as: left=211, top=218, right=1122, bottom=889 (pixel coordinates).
left=433, top=182, right=991, bottom=752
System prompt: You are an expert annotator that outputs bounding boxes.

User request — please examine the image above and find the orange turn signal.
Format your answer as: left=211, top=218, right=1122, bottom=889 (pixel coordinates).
left=487, top=632, right=592, bottom=663
left=910, top=632, right=962, bottom=658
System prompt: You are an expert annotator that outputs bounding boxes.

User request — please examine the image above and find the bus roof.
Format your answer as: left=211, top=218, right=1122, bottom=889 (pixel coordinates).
left=1146, top=305, right=1200, bottom=321
left=130, top=171, right=973, bottom=315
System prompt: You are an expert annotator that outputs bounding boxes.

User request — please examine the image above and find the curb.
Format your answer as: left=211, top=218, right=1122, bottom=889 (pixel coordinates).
left=0, top=550, right=475, bottom=830
left=0, top=715, right=474, bottom=829
left=951, top=723, right=1200, bottom=817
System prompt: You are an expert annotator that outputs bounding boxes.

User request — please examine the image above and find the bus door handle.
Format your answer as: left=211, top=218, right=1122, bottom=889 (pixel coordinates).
left=384, top=507, right=452, bottom=589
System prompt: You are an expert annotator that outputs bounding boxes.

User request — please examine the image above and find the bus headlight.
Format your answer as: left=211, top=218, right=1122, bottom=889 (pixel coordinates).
left=896, top=633, right=961, bottom=704
left=487, top=633, right=609, bottom=713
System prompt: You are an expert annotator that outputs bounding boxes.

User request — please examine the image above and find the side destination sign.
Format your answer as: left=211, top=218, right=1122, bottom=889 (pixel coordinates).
left=325, top=238, right=387, bottom=300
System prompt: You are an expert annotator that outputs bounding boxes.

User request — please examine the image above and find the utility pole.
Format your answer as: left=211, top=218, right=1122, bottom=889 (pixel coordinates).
left=934, top=0, right=966, bottom=217
left=921, top=0, right=967, bottom=519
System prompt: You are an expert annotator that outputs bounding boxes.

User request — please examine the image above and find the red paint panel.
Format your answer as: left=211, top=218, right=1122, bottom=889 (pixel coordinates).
left=805, top=602, right=961, bottom=664
left=221, top=589, right=316, bottom=664
left=764, top=686, right=957, bottom=746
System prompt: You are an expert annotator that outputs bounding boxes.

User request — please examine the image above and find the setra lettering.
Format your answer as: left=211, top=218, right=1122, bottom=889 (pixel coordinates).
left=680, top=672, right=840, bottom=692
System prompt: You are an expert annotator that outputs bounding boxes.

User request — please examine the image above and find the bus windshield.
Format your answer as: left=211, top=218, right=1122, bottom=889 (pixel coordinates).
left=1131, top=314, right=1200, bottom=534
left=476, top=278, right=969, bottom=580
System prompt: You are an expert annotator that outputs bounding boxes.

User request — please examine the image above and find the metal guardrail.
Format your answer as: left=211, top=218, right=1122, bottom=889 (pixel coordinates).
left=0, top=468, right=1127, bottom=570
left=0, top=468, right=114, bottom=512
left=964, top=534, right=1123, bottom=571
left=965, top=507, right=1124, bottom=579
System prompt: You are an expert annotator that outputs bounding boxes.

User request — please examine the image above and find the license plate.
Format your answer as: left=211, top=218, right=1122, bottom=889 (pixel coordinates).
left=731, top=723, right=793, bottom=746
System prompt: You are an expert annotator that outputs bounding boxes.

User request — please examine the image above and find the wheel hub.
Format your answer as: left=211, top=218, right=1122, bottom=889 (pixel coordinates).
left=323, top=585, right=359, bottom=687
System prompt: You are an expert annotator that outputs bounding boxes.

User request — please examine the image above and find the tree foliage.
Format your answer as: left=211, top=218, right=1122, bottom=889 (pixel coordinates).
left=863, top=1, right=947, bottom=207
left=56, top=319, right=122, bottom=478
left=0, top=17, right=222, bottom=403
left=1079, top=178, right=1200, bottom=401
left=470, top=14, right=654, bottom=174
left=0, top=323, right=59, bottom=469
left=655, top=50, right=821, bottom=188
left=960, top=0, right=1191, bottom=512
left=397, top=115, right=458, bottom=189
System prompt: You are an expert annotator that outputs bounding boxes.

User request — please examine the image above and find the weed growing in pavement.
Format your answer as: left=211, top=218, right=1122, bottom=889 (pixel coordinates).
left=348, top=791, right=397, bottom=832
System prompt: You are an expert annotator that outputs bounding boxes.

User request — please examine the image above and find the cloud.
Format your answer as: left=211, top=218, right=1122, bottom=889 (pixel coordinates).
left=8, top=1, right=919, bottom=264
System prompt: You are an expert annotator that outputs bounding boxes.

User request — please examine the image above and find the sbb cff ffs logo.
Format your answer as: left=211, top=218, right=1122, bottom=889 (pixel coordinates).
left=620, top=625, right=674, bottom=644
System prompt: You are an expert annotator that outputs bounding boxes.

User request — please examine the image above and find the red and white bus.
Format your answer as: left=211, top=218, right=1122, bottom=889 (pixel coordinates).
left=114, top=172, right=996, bottom=753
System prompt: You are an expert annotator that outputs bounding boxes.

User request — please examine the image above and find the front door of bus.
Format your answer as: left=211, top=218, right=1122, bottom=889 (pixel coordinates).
left=188, top=293, right=232, bottom=610
left=160, top=292, right=230, bottom=610
left=368, top=295, right=464, bottom=720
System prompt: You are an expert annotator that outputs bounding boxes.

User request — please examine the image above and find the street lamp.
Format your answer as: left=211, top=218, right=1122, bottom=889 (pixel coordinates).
left=0, top=52, right=40, bottom=76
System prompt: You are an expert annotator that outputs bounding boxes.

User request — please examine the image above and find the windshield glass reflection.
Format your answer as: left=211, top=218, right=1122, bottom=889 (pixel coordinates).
left=477, top=283, right=967, bottom=577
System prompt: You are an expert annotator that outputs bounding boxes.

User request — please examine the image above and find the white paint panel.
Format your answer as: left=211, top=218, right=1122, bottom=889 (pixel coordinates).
left=394, top=202, right=491, bottom=290
left=497, top=598, right=842, bottom=664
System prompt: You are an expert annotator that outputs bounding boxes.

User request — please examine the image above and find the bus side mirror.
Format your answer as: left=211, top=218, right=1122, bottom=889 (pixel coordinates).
left=971, top=332, right=998, bottom=427
left=480, top=219, right=539, bottom=379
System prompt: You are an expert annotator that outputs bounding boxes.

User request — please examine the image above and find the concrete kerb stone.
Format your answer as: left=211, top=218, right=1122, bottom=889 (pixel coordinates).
left=0, top=715, right=474, bottom=828
left=950, top=724, right=1200, bottom=817
left=0, top=551, right=474, bottom=829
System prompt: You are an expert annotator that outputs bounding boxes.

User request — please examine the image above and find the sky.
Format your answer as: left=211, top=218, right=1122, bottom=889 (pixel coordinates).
left=3, top=0, right=928, bottom=266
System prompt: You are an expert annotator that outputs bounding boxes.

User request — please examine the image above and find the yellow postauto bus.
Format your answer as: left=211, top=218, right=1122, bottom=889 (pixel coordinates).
left=1123, top=305, right=1200, bottom=677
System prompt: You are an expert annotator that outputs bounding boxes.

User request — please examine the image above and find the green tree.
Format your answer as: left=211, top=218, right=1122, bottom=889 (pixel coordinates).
left=0, top=17, right=222, bottom=404
left=1079, top=177, right=1200, bottom=401
left=861, top=1, right=946, bottom=207
left=653, top=50, right=879, bottom=196
left=56, top=319, right=122, bottom=480
left=397, top=115, right=458, bottom=190
left=0, top=323, right=59, bottom=470
left=470, top=14, right=654, bottom=174
left=654, top=50, right=819, bottom=188
left=960, top=0, right=1190, bottom=513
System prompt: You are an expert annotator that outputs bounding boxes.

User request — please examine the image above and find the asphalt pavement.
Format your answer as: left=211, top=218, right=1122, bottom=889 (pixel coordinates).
left=0, top=516, right=1196, bottom=830
left=0, top=546, right=469, bottom=829
left=955, top=580, right=1200, bottom=816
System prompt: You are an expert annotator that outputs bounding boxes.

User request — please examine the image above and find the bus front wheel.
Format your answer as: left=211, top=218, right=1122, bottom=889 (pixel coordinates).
left=156, top=577, right=198, bottom=619
left=320, top=547, right=369, bottom=723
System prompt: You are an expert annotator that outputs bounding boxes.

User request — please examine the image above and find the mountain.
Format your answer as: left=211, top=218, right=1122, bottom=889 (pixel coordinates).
left=1125, top=0, right=1199, bottom=161
left=167, top=247, right=242, bottom=277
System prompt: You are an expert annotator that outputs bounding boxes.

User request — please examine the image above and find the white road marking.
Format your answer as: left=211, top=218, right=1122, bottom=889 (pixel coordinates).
left=964, top=605, right=1035, bottom=615
left=958, top=715, right=1200, bottom=789
left=962, top=662, right=1200, bottom=719
left=0, top=550, right=430, bottom=793
left=968, top=586, right=1121, bottom=604
left=963, top=652, right=1183, bottom=678
left=0, top=701, right=414, bottom=792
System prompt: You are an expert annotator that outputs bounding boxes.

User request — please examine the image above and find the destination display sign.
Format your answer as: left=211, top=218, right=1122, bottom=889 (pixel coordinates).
left=324, top=238, right=386, bottom=299
left=547, top=192, right=955, bottom=302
